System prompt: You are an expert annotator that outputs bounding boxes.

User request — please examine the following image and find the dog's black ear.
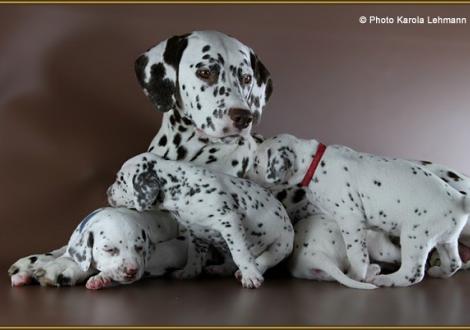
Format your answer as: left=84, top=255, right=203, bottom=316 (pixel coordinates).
left=135, top=33, right=190, bottom=113
left=132, top=169, right=161, bottom=211
left=248, top=51, right=273, bottom=116
left=265, top=146, right=297, bottom=185
left=67, top=229, right=94, bottom=272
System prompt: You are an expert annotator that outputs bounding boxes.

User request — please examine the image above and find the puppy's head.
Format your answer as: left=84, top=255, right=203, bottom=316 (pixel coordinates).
left=68, top=209, right=155, bottom=284
left=135, top=30, right=273, bottom=138
left=107, top=153, right=162, bottom=212
left=248, top=134, right=300, bottom=187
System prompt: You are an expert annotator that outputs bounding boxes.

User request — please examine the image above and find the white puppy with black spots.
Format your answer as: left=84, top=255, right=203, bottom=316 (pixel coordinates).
left=107, top=152, right=294, bottom=289
left=9, top=207, right=186, bottom=289
left=249, top=134, right=470, bottom=287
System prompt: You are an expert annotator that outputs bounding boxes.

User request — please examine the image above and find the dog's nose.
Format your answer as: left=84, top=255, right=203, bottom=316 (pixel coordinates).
left=124, top=267, right=138, bottom=276
left=228, top=108, right=253, bottom=130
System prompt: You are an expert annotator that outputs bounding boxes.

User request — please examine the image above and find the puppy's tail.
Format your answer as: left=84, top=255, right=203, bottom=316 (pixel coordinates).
left=310, top=253, right=377, bottom=290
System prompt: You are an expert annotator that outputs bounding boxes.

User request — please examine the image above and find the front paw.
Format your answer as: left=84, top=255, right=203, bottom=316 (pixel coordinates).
left=235, top=268, right=264, bottom=289
left=33, top=257, right=89, bottom=287
left=86, top=274, right=113, bottom=290
left=9, top=254, right=56, bottom=287
left=369, top=274, right=394, bottom=287
left=171, top=268, right=200, bottom=279
left=366, top=264, right=381, bottom=282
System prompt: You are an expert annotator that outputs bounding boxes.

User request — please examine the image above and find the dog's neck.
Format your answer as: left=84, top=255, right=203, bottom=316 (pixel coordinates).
left=287, top=139, right=323, bottom=186
left=148, top=108, right=258, bottom=178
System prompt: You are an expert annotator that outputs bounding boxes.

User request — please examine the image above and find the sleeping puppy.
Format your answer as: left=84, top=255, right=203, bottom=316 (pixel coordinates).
left=249, top=134, right=470, bottom=287
left=44, top=207, right=185, bottom=290
left=107, top=152, right=294, bottom=289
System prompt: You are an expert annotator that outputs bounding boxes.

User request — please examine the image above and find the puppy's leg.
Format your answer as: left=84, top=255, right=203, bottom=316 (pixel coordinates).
left=172, top=231, right=209, bottom=279
left=34, top=256, right=94, bottom=287
left=9, top=246, right=67, bottom=287
left=86, top=273, right=115, bottom=290
left=337, top=216, right=370, bottom=282
left=145, top=238, right=188, bottom=277
left=254, top=230, right=294, bottom=274
left=427, top=240, right=462, bottom=278
left=370, top=234, right=432, bottom=287
left=367, top=230, right=401, bottom=264
left=215, top=214, right=263, bottom=289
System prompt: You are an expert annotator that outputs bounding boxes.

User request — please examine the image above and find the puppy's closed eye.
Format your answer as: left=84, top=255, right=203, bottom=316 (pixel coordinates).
left=104, top=247, right=119, bottom=256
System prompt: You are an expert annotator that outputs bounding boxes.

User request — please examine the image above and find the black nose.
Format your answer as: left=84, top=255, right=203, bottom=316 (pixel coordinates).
left=228, top=108, right=253, bottom=130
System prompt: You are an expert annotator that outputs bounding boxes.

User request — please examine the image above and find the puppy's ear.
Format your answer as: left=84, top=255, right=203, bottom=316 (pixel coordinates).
left=135, top=33, right=191, bottom=113
left=265, top=146, right=297, bottom=185
left=248, top=51, right=273, bottom=119
left=132, top=169, right=161, bottom=211
left=66, top=230, right=94, bottom=272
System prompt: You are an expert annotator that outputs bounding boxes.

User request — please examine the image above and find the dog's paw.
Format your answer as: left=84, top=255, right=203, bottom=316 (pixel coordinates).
left=9, top=254, right=57, bottom=287
left=366, top=264, right=381, bottom=281
left=369, top=274, right=395, bottom=287
left=171, top=268, right=200, bottom=280
left=33, top=257, right=90, bottom=287
left=86, top=274, right=113, bottom=290
left=235, top=268, right=264, bottom=289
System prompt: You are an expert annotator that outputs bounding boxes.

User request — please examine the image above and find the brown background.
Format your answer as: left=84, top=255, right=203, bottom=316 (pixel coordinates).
left=1, top=4, right=470, bottom=325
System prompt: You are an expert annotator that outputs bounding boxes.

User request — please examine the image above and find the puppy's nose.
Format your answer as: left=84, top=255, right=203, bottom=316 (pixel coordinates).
left=229, top=108, right=253, bottom=130
left=124, top=267, right=138, bottom=276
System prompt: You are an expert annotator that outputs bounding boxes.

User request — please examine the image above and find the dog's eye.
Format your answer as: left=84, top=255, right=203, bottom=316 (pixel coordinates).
left=241, top=74, right=252, bottom=85
left=135, top=246, right=144, bottom=253
left=196, top=69, right=211, bottom=80
left=104, top=247, right=119, bottom=255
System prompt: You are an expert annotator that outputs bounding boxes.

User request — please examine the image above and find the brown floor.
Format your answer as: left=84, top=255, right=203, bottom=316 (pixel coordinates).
left=2, top=261, right=470, bottom=326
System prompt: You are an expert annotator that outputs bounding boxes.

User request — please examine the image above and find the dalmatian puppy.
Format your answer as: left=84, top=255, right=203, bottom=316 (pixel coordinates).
left=107, top=152, right=294, bottom=289
left=11, top=207, right=186, bottom=289
left=9, top=30, right=273, bottom=286
left=270, top=186, right=400, bottom=289
left=249, top=134, right=470, bottom=287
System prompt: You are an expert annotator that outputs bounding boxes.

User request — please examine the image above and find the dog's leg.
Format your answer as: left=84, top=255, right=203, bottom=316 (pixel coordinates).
left=427, top=240, right=462, bottom=278
left=254, top=234, right=293, bottom=274
left=172, top=231, right=209, bottom=279
left=215, top=214, right=263, bottom=288
left=367, top=230, right=401, bottom=264
left=370, top=234, right=432, bottom=287
left=337, top=216, right=370, bottom=282
left=9, top=246, right=67, bottom=287
left=33, top=256, right=95, bottom=287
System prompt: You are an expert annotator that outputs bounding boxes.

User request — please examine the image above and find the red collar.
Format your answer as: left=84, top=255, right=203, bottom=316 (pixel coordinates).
left=300, top=143, right=327, bottom=187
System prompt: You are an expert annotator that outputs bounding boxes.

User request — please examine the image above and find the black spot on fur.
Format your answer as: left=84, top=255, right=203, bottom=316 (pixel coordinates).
left=29, top=256, right=38, bottom=264
left=447, top=171, right=462, bottom=182
left=177, top=146, right=187, bottom=160
left=292, top=189, right=306, bottom=203
left=87, top=232, right=94, bottom=248
left=158, top=135, right=167, bottom=147
left=202, top=45, right=210, bottom=53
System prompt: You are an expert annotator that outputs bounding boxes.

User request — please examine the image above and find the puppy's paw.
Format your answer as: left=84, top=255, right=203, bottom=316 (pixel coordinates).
left=171, top=268, right=199, bottom=280
left=86, top=274, right=113, bottom=290
left=33, top=257, right=89, bottom=287
left=9, top=254, right=57, bottom=287
left=235, top=269, right=264, bottom=289
left=369, top=274, right=394, bottom=287
left=427, top=265, right=454, bottom=278
left=366, top=264, right=381, bottom=281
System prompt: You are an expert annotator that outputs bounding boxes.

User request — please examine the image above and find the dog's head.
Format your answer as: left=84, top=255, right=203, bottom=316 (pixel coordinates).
left=135, top=30, right=273, bottom=138
left=107, top=153, right=162, bottom=212
left=248, top=134, right=301, bottom=187
left=67, top=209, right=155, bottom=283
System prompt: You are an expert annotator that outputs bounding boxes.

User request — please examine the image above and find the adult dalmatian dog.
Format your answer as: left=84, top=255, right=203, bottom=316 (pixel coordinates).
left=249, top=134, right=470, bottom=287
left=9, top=30, right=272, bottom=287
left=107, top=152, right=294, bottom=288
left=8, top=30, right=470, bottom=287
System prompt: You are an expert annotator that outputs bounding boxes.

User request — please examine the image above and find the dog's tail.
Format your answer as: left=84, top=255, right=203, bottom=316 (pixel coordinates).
left=310, top=253, right=377, bottom=290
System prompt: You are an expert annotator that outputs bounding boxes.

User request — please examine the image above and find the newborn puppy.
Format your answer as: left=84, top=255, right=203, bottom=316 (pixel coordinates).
left=107, top=152, right=294, bottom=289
left=271, top=186, right=400, bottom=289
left=249, top=134, right=470, bottom=287
left=64, top=207, right=186, bottom=290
